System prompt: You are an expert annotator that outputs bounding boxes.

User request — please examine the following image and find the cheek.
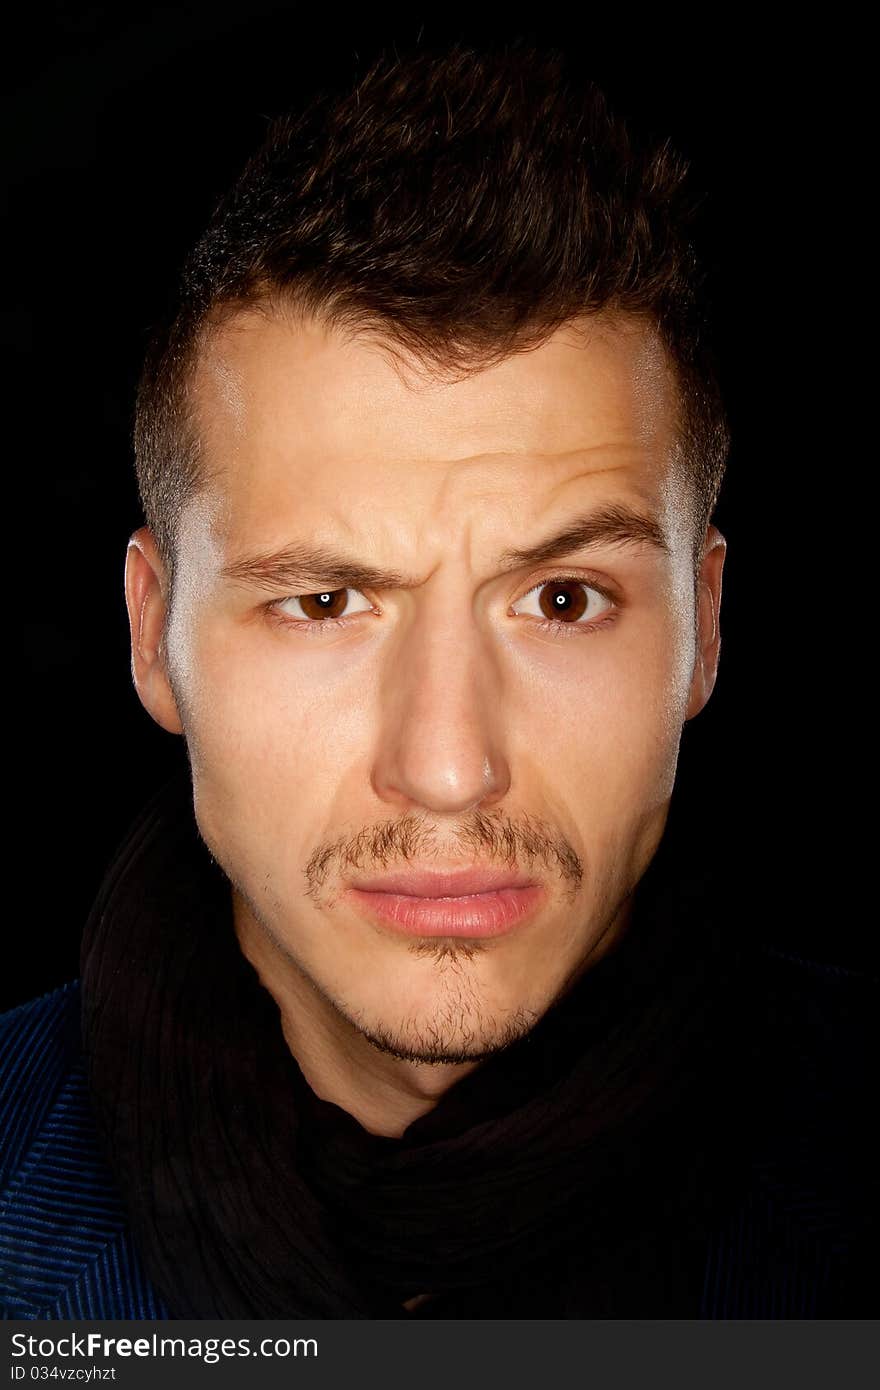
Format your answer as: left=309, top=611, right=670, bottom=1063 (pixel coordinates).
left=172, top=618, right=366, bottom=835
left=527, top=617, right=690, bottom=810
left=177, top=616, right=306, bottom=746
left=598, top=680, right=683, bottom=805
left=170, top=618, right=291, bottom=792
left=557, top=654, right=688, bottom=909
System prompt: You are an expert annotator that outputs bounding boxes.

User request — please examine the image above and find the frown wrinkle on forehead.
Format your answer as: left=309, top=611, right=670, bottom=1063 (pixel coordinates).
left=182, top=310, right=685, bottom=589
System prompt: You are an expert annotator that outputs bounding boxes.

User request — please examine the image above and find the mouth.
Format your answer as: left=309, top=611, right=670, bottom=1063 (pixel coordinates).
left=344, top=867, right=546, bottom=938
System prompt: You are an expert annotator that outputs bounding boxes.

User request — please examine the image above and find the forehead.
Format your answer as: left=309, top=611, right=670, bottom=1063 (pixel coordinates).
left=187, top=307, right=685, bottom=560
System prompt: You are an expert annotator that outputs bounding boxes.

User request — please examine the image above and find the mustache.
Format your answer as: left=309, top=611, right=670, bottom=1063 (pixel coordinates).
left=304, top=807, right=582, bottom=905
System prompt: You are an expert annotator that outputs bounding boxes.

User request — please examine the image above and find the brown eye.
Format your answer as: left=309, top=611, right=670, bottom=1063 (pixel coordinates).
left=512, top=578, right=613, bottom=626
left=298, top=591, right=349, bottom=620
left=537, top=580, right=589, bottom=623
left=276, top=589, right=374, bottom=622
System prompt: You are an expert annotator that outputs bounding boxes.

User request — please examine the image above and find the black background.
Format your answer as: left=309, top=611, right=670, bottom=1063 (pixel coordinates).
left=5, top=7, right=869, bottom=1009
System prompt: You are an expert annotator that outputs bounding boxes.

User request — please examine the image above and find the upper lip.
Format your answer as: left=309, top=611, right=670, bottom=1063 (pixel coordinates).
left=349, top=867, right=538, bottom=897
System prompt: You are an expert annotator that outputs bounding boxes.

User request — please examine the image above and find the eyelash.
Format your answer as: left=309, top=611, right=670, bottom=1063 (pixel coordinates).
left=267, top=574, right=621, bottom=640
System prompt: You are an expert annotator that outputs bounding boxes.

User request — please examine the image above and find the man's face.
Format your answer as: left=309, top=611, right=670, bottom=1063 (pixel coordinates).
left=128, top=309, right=724, bottom=1065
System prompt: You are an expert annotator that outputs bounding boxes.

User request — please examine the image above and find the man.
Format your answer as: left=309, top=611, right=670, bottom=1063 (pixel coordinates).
left=1, top=41, right=870, bottom=1320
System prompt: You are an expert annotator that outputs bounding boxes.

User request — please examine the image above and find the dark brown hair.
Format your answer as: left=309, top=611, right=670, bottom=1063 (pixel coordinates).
left=134, top=39, right=730, bottom=598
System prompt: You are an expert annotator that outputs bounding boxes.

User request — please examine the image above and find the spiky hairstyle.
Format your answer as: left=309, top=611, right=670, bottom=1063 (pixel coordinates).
left=134, top=40, right=729, bottom=593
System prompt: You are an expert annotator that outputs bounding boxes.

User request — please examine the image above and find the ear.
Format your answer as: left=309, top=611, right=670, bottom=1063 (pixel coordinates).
left=685, top=523, right=727, bottom=721
left=124, top=527, right=184, bottom=735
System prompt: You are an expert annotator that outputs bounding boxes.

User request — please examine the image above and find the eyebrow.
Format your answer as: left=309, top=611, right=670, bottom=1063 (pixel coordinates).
left=220, top=501, right=670, bottom=593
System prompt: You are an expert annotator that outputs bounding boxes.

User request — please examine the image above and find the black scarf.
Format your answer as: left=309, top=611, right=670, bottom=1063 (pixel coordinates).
left=80, top=768, right=756, bottom=1318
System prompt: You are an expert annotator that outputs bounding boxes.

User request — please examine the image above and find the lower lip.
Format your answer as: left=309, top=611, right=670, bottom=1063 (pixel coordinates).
left=344, top=885, right=545, bottom=937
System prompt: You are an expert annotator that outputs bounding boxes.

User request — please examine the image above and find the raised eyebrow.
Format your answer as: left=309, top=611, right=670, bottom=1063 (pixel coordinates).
left=220, top=502, right=670, bottom=593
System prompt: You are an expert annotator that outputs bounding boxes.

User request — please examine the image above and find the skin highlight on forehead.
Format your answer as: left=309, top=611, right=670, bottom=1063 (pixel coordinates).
left=180, top=306, right=690, bottom=596
left=193, top=307, right=677, bottom=464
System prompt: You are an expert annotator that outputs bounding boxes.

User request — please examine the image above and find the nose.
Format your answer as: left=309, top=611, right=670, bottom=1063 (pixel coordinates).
left=370, top=601, right=511, bottom=816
